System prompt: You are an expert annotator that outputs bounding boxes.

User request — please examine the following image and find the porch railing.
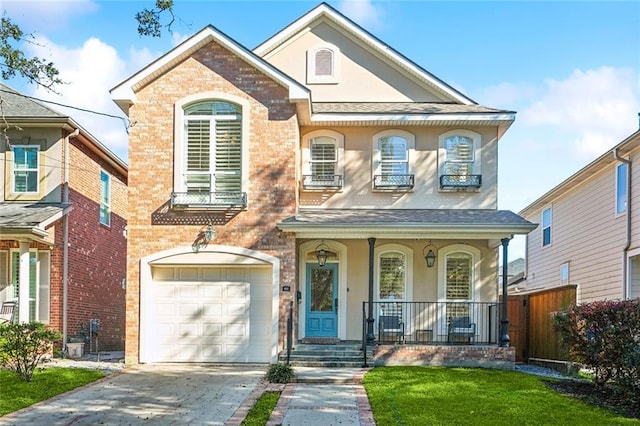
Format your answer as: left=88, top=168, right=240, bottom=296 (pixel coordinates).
left=364, top=301, right=500, bottom=345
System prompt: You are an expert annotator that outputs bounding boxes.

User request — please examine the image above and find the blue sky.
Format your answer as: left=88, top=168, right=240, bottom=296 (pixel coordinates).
left=3, top=0, right=640, bottom=257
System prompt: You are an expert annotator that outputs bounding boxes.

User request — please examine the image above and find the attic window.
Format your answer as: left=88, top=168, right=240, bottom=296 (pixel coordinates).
left=307, top=45, right=339, bottom=84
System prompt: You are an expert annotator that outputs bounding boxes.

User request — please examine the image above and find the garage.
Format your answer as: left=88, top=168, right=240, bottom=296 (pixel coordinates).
left=141, top=259, right=275, bottom=363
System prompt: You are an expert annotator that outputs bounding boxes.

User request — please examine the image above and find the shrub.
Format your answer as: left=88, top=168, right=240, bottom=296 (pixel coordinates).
left=265, top=362, right=294, bottom=383
left=0, top=322, right=62, bottom=382
left=553, top=299, right=640, bottom=402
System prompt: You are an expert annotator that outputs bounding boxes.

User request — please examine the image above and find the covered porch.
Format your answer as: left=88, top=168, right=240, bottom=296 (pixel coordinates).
left=278, top=209, right=536, bottom=366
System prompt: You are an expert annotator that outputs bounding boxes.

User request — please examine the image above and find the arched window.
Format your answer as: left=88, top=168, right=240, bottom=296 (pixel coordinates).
left=372, top=130, right=415, bottom=190
left=302, top=130, right=344, bottom=190
left=173, top=98, right=245, bottom=207
left=438, top=130, right=482, bottom=190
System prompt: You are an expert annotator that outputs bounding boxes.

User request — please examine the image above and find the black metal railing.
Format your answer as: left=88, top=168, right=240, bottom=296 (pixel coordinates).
left=302, top=174, right=343, bottom=189
left=373, top=174, right=415, bottom=189
left=363, top=301, right=500, bottom=345
left=440, top=174, right=482, bottom=189
left=171, top=191, right=247, bottom=209
left=361, top=301, right=369, bottom=367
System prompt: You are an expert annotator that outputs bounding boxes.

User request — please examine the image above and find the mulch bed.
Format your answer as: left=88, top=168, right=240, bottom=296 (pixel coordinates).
left=544, top=379, right=640, bottom=419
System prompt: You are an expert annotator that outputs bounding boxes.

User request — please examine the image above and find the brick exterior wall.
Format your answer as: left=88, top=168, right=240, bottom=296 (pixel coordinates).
left=373, top=345, right=516, bottom=369
left=59, top=137, right=127, bottom=351
left=125, top=41, right=298, bottom=363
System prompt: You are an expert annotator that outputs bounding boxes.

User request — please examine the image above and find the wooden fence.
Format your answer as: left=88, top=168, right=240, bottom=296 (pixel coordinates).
left=506, top=285, right=577, bottom=363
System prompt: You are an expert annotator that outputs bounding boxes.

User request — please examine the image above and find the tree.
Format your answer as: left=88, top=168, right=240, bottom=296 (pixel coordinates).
left=0, top=0, right=175, bottom=91
left=0, top=15, right=62, bottom=90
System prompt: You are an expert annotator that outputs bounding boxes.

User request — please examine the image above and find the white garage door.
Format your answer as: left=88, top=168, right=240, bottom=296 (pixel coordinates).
left=145, top=266, right=272, bottom=363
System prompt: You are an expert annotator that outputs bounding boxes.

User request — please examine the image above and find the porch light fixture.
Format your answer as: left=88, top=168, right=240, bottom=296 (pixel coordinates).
left=315, top=242, right=330, bottom=267
left=423, top=241, right=437, bottom=268
left=192, top=223, right=215, bottom=253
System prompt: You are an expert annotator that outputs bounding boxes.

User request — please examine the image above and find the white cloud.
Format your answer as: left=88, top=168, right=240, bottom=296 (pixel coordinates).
left=521, top=66, right=640, bottom=160
left=337, top=0, right=383, bottom=30
left=171, top=32, right=190, bottom=47
left=2, top=0, right=99, bottom=32
left=23, top=35, right=150, bottom=161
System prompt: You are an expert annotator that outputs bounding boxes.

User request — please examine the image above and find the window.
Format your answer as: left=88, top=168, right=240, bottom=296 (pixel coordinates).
left=542, top=207, right=552, bottom=246
left=173, top=99, right=245, bottom=207
left=616, top=162, right=628, bottom=214
left=378, top=252, right=406, bottom=300
left=100, top=170, right=110, bottom=226
left=560, top=262, right=570, bottom=285
left=307, top=45, right=339, bottom=84
left=12, top=146, right=39, bottom=193
left=372, top=130, right=415, bottom=189
left=302, top=130, right=344, bottom=190
left=439, top=130, right=481, bottom=189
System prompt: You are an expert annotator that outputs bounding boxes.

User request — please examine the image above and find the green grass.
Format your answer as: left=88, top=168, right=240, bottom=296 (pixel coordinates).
left=363, top=367, right=639, bottom=426
left=0, top=367, right=105, bottom=416
left=241, top=391, right=280, bottom=426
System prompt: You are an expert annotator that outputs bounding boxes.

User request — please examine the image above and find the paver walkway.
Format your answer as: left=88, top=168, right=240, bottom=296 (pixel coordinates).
left=227, top=367, right=375, bottom=426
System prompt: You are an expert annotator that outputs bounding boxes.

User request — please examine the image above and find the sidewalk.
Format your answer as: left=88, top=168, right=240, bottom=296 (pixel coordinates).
left=227, top=367, right=375, bottom=426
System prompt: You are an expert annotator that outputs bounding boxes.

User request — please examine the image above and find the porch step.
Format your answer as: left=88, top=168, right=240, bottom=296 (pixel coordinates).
left=279, top=342, right=373, bottom=368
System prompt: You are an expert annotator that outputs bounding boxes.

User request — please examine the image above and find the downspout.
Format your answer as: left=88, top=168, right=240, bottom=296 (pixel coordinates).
left=62, top=128, right=79, bottom=345
left=613, top=148, right=631, bottom=300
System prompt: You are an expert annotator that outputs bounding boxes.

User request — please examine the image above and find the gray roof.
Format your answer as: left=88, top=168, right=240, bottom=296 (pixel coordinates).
left=280, top=209, right=533, bottom=227
left=0, top=203, right=69, bottom=229
left=312, top=102, right=514, bottom=115
left=0, top=83, right=68, bottom=119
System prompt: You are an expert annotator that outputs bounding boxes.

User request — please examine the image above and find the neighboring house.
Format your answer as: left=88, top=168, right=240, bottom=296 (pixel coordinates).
left=0, top=83, right=127, bottom=351
left=111, top=3, right=535, bottom=364
left=519, top=129, right=640, bottom=303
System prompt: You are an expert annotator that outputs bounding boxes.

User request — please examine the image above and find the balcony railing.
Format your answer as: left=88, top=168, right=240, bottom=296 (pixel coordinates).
left=302, top=174, right=343, bottom=190
left=440, top=174, right=482, bottom=189
left=364, top=301, right=500, bottom=345
left=373, top=174, right=415, bottom=190
left=171, top=191, right=247, bottom=210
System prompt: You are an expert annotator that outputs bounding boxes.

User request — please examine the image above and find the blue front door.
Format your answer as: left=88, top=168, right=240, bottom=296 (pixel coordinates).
left=305, top=263, right=338, bottom=337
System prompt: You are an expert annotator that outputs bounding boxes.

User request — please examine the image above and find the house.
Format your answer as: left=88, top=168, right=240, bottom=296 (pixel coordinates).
left=111, top=3, right=535, bottom=365
left=519, top=129, right=640, bottom=302
left=0, top=83, right=128, bottom=352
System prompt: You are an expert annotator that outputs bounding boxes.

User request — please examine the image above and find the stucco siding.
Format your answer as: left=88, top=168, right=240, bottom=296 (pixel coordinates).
left=263, top=22, right=444, bottom=103
left=299, top=126, right=499, bottom=209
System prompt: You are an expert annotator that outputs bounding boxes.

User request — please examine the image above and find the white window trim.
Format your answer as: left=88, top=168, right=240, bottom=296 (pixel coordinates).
left=302, top=130, right=344, bottom=188
left=437, top=244, right=481, bottom=336
left=100, top=169, right=111, bottom=227
left=374, top=244, right=414, bottom=303
left=306, top=44, right=340, bottom=84
left=173, top=92, right=250, bottom=202
left=8, top=249, right=48, bottom=323
left=11, top=145, right=40, bottom=194
left=372, top=130, right=415, bottom=187
left=438, top=129, right=482, bottom=191
left=542, top=206, right=552, bottom=247
left=616, top=162, right=628, bottom=215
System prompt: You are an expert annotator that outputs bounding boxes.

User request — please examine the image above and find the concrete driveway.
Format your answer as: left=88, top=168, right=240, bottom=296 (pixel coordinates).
left=0, top=364, right=266, bottom=426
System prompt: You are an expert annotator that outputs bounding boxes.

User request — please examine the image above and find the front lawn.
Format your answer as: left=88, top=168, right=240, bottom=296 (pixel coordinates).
left=0, top=367, right=105, bottom=416
left=363, top=367, right=639, bottom=425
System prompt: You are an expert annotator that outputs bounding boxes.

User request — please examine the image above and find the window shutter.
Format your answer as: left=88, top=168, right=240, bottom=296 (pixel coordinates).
left=315, top=49, right=333, bottom=76
left=380, top=137, right=408, bottom=175
left=379, top=253, right=406, bottom=299
left=310, top=139, right=336, bottom=176
left=215, top=119, right=242, bottom=192
left=446, top=254, right=471, bottom=300
left=186, top=120, right=211, bottom=172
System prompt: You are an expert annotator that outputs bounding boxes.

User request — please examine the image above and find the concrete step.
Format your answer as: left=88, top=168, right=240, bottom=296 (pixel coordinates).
left=279, top=342, right=371, bottom=369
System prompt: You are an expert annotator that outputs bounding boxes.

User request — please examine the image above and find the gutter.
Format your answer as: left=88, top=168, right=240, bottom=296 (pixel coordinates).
left=613, top=148, right=631, bottom=300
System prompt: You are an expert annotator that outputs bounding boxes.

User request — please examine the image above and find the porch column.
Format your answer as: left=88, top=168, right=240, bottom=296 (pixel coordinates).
left=18, top=241, right=31, bottom=323
left=366, top=237, right=376, bottom=344
left=500, top=237, right=511, bottom=347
